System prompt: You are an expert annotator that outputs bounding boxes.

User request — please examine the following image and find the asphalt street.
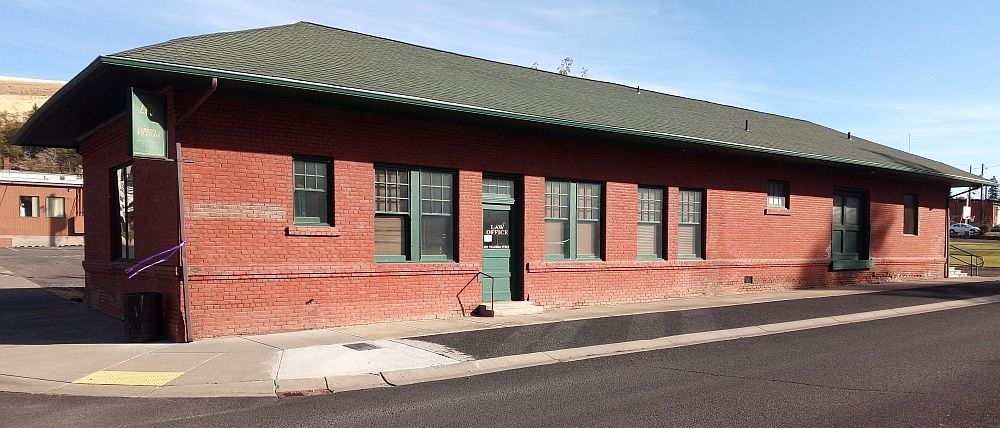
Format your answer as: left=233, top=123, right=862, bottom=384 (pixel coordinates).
left=3, top=300, right=1000, bottom=427
left=418, top=283, right=1000, bottom=358
left=0, top=247, right=85, bottom=289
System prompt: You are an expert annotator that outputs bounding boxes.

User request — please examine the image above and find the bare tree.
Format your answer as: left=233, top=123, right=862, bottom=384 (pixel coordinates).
left=558, top=58, right=573, bottom=75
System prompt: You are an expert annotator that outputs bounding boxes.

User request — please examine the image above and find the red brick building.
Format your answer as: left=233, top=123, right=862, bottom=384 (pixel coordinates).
left=0, top=166, right=84, bottom=247
left=948, top=198, right=1000, bottom=227
left=14, top=23, right=992, bottom=341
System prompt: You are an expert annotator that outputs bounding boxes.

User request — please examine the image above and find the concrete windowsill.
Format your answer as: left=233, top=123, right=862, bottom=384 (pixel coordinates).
left=764, top=208, right=791, bottom=216
left=285, top=225, right=341, bottom=237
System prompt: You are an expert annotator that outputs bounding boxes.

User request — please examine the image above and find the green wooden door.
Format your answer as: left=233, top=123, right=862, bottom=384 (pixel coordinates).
left=832, top=191, right=863, bottom=260
left=483, top=203, right=513, bottom=301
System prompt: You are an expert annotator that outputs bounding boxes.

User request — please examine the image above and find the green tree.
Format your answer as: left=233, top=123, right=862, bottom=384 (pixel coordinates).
left=0, top=110, right=26, bottom=163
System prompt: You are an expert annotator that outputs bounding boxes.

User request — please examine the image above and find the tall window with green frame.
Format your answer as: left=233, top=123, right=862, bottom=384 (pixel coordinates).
left=678, top=189, right=704, bottom=259
left=293, top=158, right=330, bottom=225
left=638, top=186, right=663, bottom=259
left=545, top=180, right=602, bottom=260
left=112, top=164, right=134, bottom=260
left=375, top=166, right=454, bottom=262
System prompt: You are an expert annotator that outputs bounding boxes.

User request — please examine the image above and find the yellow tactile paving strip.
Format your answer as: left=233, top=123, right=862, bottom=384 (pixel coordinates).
left=73, top=370, right=184, bottom=386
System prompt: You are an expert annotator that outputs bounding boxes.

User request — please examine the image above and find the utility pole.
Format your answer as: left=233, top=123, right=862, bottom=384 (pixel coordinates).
left=981, top=164, right=986, bottom=226
left=966, top=165, right=972, bottom=224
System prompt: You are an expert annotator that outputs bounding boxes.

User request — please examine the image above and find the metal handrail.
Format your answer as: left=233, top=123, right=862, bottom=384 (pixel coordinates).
left=477, top=271, right=496, bottom=314
left=949, top=244, right=985, bottom=277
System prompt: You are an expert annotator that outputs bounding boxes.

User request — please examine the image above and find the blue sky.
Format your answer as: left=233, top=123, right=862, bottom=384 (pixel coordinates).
left=3, top=0, right=999, bottom=179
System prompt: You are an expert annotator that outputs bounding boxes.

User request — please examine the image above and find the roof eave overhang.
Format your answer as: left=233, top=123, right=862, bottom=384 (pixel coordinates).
left=11, top=58, right=106, bottom=149
left=16, top=55, right=996, bottom=188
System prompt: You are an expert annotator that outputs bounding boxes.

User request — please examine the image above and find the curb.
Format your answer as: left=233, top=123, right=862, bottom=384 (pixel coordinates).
left=305, top=294, right=1000, bottom=394
left=3, top=294, right=998, bottom=398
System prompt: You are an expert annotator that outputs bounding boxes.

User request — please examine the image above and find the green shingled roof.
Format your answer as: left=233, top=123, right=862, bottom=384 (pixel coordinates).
left=28, top=22, right=994, bottom=185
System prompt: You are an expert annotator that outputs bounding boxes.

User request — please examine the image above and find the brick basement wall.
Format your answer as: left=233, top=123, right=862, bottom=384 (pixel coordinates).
left=81, top=89, right=951, bottom=340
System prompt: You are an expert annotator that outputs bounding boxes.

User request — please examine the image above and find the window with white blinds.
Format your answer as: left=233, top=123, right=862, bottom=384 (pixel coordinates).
left=678, top=189, right=704, bottom=259
left=638, top=187, right=663, bottom=259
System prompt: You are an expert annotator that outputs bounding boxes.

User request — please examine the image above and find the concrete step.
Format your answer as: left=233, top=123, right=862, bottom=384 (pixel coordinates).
left=949, top=266, right=970, bottom=277
left=474, top=300, right=544, bottom=317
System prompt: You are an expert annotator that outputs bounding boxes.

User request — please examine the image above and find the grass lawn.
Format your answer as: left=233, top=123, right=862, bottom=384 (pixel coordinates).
left=950, top=240, right=1000, bottom=268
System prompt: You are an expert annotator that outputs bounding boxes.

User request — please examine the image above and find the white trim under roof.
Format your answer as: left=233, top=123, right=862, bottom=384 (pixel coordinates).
left=0, top=169, right=83, bottom=187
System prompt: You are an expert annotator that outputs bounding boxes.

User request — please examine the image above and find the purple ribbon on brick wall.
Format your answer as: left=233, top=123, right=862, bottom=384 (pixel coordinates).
left=125, top=241, right=185, bottom=279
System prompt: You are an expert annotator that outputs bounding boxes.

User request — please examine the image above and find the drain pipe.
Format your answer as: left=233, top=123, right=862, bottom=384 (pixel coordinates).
left=174, top=77, right=217, bottom=342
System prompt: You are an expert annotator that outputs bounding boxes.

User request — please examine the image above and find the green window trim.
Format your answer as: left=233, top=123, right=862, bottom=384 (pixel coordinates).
left=638, top=186, right=664, bottom=260
left=678, top=188, right=705, bottom=260
left=545, top=180, right=603, bottom=261
left=375, top=166, right=455, bottom=262
left=293, top=157, right=332, bottom=226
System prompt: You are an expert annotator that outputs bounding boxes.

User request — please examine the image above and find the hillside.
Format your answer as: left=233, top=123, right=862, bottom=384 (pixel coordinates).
left=0, top=76, right=64, bottom=113
left=1, top=76, right=79, bottom=173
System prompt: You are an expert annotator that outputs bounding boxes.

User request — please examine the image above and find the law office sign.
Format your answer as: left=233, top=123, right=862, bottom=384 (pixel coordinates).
left=130, top=88, right=168, bottom=159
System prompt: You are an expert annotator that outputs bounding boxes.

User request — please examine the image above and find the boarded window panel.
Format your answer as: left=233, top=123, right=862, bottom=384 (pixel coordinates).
left=421, top=215, right=453, bottom=258
left=577, top=220, right=601, bottom=258
left=638, top=223, right=662, bottom=257
left=375, top=215, right=407, bottom=256
left=678, top=224, right=695, bottom=257
left=545, top=219, right=569, bottom=258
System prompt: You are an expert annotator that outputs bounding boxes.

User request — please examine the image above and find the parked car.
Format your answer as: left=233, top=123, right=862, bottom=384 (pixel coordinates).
left=991, top=224, right=1000, bottom=233
left=950, top=223, right=981, bottom=236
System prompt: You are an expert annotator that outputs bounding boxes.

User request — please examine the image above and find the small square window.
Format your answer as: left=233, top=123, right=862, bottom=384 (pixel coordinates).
left=46, top=197, right=65, bottom=218
left=767, top=180, right=789, bottom=209
left=293, top=158, right=331, bottom=225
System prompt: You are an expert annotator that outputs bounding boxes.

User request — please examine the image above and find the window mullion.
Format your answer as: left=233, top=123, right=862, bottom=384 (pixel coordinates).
left=409, top=170, right=421, bottom=261
left=569, top=182, right=578, bottom=260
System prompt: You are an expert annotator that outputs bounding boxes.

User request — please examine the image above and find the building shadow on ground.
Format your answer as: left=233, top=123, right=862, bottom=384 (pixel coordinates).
left=0, top=287, right=127, bottom=345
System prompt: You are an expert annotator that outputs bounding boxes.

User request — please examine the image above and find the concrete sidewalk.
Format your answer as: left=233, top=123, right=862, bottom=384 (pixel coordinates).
left=1, top=271, right=997, bottom=398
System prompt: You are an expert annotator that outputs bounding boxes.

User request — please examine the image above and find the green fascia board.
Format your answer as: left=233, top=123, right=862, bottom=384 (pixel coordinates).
left=23, top=55, right=996, bottom=187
